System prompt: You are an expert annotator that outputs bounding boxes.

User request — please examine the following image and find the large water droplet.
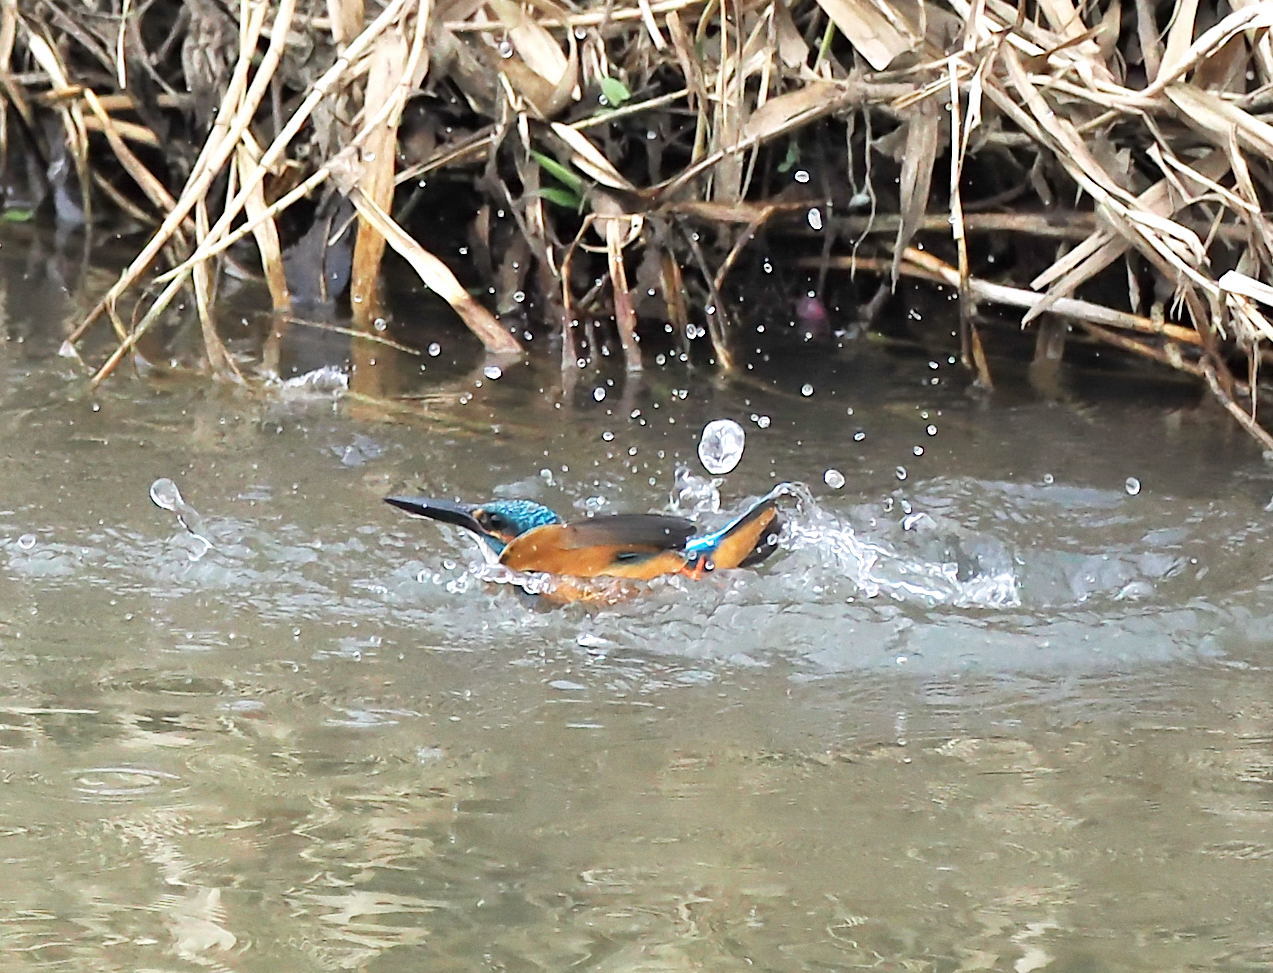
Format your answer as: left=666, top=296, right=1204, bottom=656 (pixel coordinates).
left=1125, top=476, right=1141, bottom=496
left=823, top=469, right=845, bottom=489
left=150, top=478, right=211, bottom=557
left=483, top=364, right=503, bottom=380
left=698, top=419, right=746, bottom=475
left=149, top=478, right=183, bottom=512
left=801, top=383, right=814, bottom=397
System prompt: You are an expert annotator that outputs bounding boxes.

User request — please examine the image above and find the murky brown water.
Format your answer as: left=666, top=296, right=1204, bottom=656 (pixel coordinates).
left=3, top=227, right=1273, bottom=970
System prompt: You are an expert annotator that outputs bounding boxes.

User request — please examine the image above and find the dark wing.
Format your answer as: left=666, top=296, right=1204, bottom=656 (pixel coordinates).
left=500, top=514, right=696, bottom=580
left=560, top=514, right=696, bottom=550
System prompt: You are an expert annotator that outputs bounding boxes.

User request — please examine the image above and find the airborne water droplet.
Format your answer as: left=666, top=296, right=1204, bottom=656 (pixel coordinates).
left=823, top=469, right=845, bottom=489
left=698, top=419, right=746, bottom=475
left=801, top=383, right=814, bottom=397
left=1125, top=477, right=1141, bottom=496
left=149, top=478, right=183, bottom=511
left=427, top=342, right=441, bottom=357
left=483, top=364, right=503, bottom=380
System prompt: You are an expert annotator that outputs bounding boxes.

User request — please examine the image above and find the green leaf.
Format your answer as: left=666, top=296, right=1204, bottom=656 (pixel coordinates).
left=598, top=76, right=631, bottom=109
left=530, top=150, right=584, bottom=193
left=537, top=186, right=584, bottom=210
left=776, top=141, right=801, bottom=174
left=2, top=208, right=34, bottom=223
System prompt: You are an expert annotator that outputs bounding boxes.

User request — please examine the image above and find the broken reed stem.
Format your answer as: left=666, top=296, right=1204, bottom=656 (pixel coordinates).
left=827, top=211, right=1263, bottom=244
left=802, top=250, right=1204, bottom=349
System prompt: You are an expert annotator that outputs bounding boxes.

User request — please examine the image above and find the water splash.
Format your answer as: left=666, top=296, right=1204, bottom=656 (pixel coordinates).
left=279, top=365, right=349, bottom=394
left=671, top=467, right=722, bottom=516
left=782, top=484, right=1021, bottom=609
left=149, top=478, right=213, bottom=561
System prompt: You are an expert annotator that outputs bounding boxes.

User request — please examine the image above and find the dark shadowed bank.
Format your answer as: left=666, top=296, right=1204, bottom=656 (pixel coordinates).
left=5, top=1, right=1273, bottom=443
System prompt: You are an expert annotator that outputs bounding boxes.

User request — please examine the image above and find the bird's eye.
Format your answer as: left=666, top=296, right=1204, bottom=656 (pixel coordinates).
left=483, top=512, right=507, bottom=532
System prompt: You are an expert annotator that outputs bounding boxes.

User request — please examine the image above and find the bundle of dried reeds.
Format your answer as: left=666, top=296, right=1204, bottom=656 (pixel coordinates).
left=7, top=1, right=1273, bottom=443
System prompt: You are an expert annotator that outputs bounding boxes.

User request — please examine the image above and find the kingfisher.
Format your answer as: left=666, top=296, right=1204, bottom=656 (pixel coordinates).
left=384, top=487, right=786, bottom=600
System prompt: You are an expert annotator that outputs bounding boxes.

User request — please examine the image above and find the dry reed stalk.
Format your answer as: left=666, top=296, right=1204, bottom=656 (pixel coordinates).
left=348, top=3, right=415, bottom=324
left=10, top=0, right=1273, bottom=445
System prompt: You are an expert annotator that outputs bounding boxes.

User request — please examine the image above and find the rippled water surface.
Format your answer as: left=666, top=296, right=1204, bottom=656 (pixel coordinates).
left=4, top=231, right=1273, bottom=970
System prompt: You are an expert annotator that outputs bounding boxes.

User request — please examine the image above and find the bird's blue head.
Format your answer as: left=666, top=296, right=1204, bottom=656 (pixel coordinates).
left=385, top=495, right=562, bottom=554
left=466, top=499, right=562, bottom=551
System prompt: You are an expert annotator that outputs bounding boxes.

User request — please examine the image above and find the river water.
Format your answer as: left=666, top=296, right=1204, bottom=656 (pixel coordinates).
left=2, top=228, right=1273, bottom=970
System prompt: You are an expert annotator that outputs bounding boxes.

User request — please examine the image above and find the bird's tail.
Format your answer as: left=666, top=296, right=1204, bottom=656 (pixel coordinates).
left=683, top=495, right=784, bottom=574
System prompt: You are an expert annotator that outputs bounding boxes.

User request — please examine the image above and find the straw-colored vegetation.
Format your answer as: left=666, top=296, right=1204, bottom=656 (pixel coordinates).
left=6, top=1, right=1273, bottom=444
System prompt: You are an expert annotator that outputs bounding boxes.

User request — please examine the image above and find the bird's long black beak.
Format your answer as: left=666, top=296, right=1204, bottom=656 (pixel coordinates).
left=384, top=496, right=484, bottom=534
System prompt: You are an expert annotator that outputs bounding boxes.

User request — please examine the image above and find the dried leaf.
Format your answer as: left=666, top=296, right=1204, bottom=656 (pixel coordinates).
left=550, top=122, right=633, bottom=190
left=487, top=0, right=569, bottom=84
left=893, top=97, right=940, bottom=282
left=1158, top=0, right=1200, bottom=80
left=1220, top=270, right=1273, bottom=309
left=812, top=0, right=918, bottom=70
left=486, top=0, right=577, bottom=117
left=1167, top=84, right=1273, bottom=161
left=741, top=82, right=843, bottom=141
